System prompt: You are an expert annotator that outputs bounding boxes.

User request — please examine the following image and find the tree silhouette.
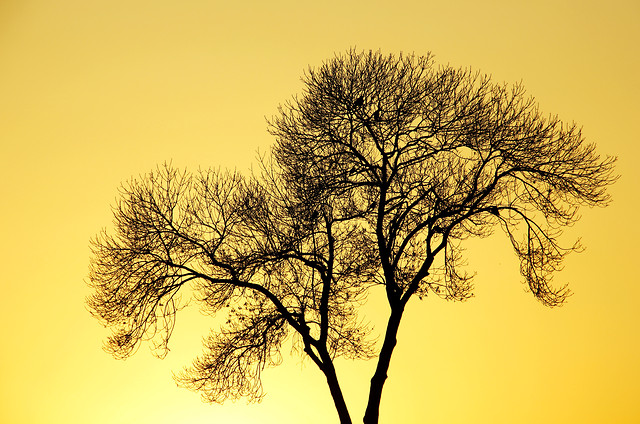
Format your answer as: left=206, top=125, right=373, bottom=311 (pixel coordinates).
left=87, top=50, right=617, bottom=424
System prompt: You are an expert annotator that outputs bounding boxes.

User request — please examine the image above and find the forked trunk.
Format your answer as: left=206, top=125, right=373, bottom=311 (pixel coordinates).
left=322, top=354, right=352, bottom=424
left=362, top=307, right=404, bottom=424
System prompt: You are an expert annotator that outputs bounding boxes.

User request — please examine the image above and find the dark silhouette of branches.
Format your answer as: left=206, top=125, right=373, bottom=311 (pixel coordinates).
left=87, top=49, right=616, bottom=424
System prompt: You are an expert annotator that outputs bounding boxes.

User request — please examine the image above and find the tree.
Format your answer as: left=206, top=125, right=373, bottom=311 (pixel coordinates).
left=87, top=50, right=617, bottom=424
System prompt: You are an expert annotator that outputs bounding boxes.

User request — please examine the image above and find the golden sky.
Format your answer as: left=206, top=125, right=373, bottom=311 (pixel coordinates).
left=1, top=1, right=638, bottom=423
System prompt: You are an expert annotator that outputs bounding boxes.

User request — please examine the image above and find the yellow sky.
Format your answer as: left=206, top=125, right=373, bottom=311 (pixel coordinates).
left=1, top=1, right=638, bottom=423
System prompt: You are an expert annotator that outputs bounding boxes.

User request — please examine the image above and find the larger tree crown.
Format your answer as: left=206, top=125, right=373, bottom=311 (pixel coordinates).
left=269, top=49, right=616, bottom=306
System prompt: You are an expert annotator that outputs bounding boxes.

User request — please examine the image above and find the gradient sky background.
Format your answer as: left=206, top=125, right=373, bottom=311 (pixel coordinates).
left=1, top=1, right=638, bottom=423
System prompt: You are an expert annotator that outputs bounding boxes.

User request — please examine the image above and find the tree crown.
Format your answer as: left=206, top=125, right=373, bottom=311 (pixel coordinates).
left=88, top=49, right=616, bottom=412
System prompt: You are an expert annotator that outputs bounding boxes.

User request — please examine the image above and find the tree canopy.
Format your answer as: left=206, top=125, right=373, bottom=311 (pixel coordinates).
left=88, top=50, right=616, bottom=424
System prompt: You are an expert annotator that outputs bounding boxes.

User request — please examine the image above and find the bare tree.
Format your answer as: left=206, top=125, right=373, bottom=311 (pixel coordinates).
left=87, top=50, right=617, bottom=424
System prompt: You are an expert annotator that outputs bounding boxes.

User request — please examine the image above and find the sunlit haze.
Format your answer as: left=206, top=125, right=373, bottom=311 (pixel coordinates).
left=1, top=1, right=638, bottom=423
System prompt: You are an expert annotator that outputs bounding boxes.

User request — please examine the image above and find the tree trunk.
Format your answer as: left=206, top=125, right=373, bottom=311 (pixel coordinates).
left=321, top=354, right=353, bottom=424
left=362, top=306, right=404, bottom=424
